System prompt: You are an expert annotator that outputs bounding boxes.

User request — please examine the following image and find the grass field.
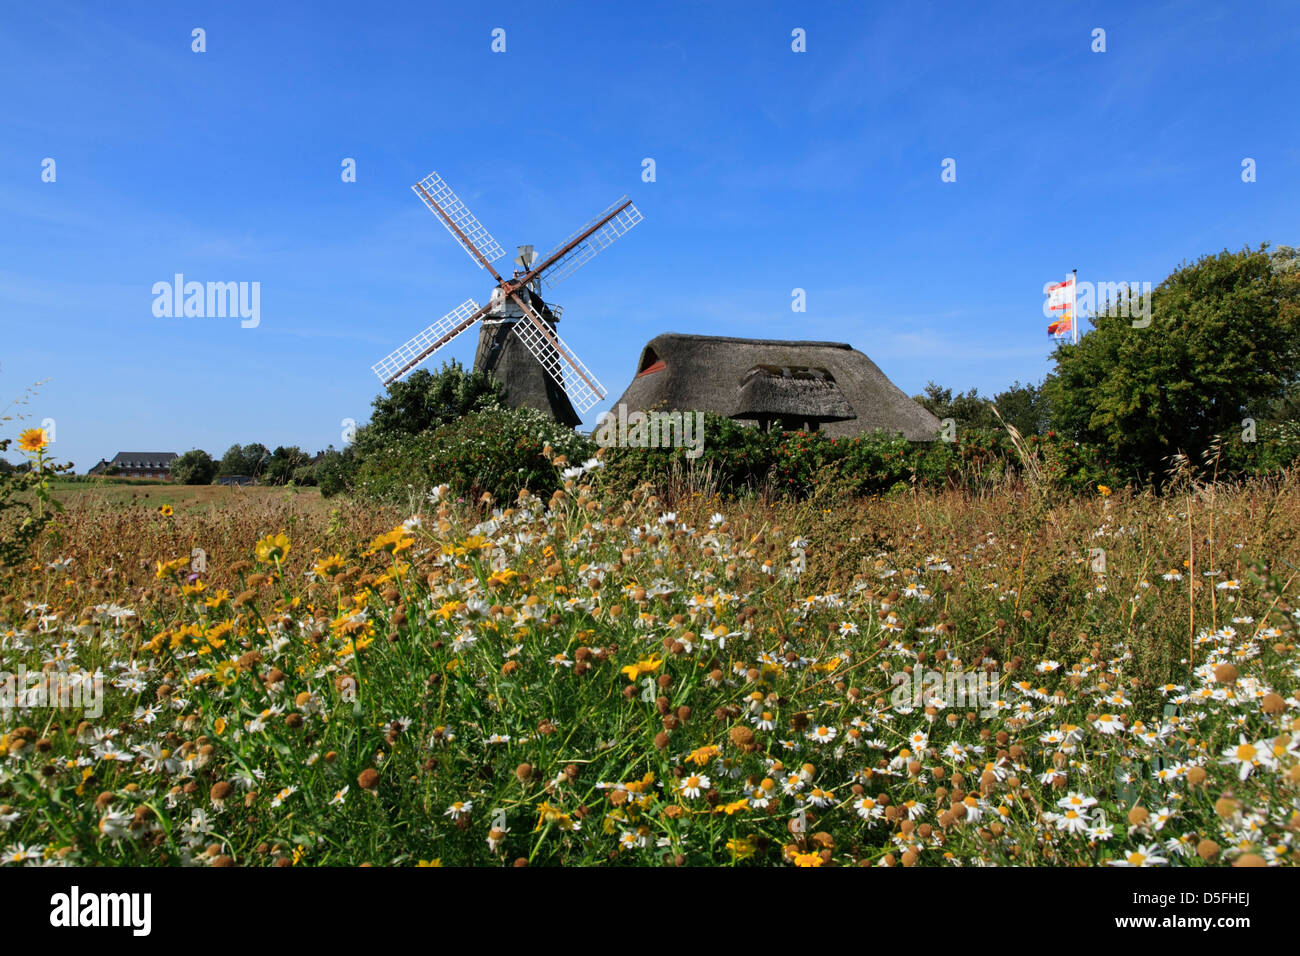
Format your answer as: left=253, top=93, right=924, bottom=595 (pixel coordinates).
left=45, top=480, right=328, bottom=515
left=1, top=469, right=1298, bottom=866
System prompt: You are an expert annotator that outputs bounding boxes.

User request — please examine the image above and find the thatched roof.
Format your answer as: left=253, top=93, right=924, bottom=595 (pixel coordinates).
left=734, top=364, right=856, bottom=425
left=606, top=333, right=941, bottom=440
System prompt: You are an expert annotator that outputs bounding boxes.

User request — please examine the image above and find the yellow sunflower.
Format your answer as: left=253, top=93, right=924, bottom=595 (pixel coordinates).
left=18, top=428, right=48, bottom=452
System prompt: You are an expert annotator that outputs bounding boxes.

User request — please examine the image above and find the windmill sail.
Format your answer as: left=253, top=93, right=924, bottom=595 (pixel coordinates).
left=412, top=172, right=506, bottom=272
left=371, top=298, right=486, bottom=385
left=537, top=198, right=643, bottom=287
left=506, top=293, right=606, bottom=414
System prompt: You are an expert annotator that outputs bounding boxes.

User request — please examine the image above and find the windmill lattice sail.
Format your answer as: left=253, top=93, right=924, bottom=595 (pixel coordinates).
left=412, top=172, right=506, bottom=270
left=508, top=295, right=606, bottom=414
left=371, top=298, right=485, bottom=385
left=539, top=198, right=643, bottom=286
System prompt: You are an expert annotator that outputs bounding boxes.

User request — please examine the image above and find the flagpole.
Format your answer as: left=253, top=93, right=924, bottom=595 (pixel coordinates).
left=1071, top=268, right=1078, bottom=344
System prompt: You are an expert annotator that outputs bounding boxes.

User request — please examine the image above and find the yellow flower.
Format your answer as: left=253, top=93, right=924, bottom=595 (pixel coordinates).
left=158, top=504, right=174, bottom=517
left=686, top=744, right=720, bottom=767
left=621, top=654, right=663, bottom=683
left=205, top=620, right=233, bottom=648
left=488, top=568, right=518, bottom=588
left=1097, top=485, right=1112, bottom=497
left=433, top=600, right=463, bottom=621
left=214, top=660, right=238, bottom=687
left=416, top=859, right=442, bottom=867
left=792, top=851, right=824, bottom=867
left=313, top=554, right=345, bottom=578
left=255, top=532, right=290, bottom=563
left=727, top=837, right=756, bottom=860
left=535, top=801, right=577, bottom=831
left=154, top=556, right=190, bottom=580
left=337, top=633, right=375, bottom=657
left=367, top=528, right=413, bottom=556
left=17, top=428, right=48, bottom=452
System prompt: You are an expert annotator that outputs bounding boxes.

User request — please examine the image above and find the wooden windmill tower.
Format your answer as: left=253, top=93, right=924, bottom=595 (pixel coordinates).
left=372, top=170, right=643, bottom=425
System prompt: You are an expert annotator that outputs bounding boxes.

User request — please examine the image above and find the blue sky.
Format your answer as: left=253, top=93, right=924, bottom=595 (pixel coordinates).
left=3, top=1, right=1298, bottom=470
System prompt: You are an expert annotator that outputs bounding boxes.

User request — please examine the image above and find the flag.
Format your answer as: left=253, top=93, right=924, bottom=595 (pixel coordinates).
left=1046, top=276, right=1075, bottom=312
left=1046, top=275, right=1077, bottom=339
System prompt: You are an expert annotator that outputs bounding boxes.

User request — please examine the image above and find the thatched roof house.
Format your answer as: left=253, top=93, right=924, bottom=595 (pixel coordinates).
left=607, top=333, right=941, bottom=440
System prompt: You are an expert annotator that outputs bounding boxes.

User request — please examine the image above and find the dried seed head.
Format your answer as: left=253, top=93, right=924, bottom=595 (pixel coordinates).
left=1214, top=796, right=1239, bottom=819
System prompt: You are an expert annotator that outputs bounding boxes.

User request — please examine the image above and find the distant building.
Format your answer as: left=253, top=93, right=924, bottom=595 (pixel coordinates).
left=88, top=452, right=178, bottom=480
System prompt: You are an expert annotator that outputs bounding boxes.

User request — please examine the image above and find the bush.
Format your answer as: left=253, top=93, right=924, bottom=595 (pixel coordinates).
left=312, top=447, right=357, bottom=498
left=597, top=420, right=1118, bottom=502
left=1219, top=420, right=1300, bottom=475
left=354, top=407, right=594, bottom=505
left=170, top=449, right=217, bottom=485
left=353, top=361, right=505, bottom=460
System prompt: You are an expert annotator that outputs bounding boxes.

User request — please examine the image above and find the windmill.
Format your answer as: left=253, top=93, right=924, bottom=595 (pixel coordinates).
left=372, top=171, right=643, bottom=426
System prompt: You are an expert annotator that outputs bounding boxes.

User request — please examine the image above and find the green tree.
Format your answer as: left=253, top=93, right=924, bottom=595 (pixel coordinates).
left=170, top=449, right=217, bottom=485
left=991, top=380, right=1050, bottom=437
left=1044, top=244, right=1300, bottom=482
left=353, top=361, right=504, bottom=457
left=313, top=446, right=356, bottom=498
left=263, top=445, right=310, bottom=485
left=217, top=444, right=246, bottom=478
left=217, top=443, right=270, bottom=478
left=914, top=382, right=998, bottom=430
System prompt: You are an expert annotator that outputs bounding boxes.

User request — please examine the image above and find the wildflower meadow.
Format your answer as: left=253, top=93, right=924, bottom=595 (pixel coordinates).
left=1, top=427, right=1297, bottom=868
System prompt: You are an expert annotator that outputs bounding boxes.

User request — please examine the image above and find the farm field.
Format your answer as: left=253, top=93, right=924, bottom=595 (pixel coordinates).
left=44, top=481, right=329, bottom=516
left=2, top=467, right=1298, bottom=867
